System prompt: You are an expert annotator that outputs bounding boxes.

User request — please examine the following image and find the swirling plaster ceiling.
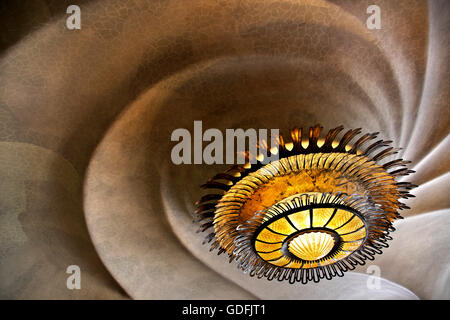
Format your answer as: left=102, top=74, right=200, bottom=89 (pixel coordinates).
left=0, top=0, right=449, bottom=299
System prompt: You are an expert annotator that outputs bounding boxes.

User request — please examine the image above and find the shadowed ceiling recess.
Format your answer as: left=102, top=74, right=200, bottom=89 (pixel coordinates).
left=196, top=125, right=416, bottom=284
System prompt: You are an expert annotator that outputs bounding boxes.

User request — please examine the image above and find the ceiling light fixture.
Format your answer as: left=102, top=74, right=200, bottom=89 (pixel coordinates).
left=195, top=125, right=416, bottom=284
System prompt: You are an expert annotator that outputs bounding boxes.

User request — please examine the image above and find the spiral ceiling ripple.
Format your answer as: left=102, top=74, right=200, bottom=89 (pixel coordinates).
left=0, top=0, right=449, bottom=299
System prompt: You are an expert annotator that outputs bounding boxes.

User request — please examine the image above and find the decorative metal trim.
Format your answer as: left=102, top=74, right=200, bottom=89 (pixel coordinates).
left=195, top=125, right=416, bottom=284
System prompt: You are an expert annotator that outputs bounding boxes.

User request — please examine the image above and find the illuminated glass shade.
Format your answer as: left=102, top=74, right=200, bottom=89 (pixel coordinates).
left=288, top=232, right=335, bottom=261
left=196, top=125, right=416, bottom=284
left=249, top=193, right=366, bottom=270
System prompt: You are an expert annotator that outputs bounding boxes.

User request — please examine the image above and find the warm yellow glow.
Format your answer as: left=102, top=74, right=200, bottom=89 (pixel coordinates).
left=253, top=194, right=367, bottom=268
left=199, top=125, right=414, bottom=282
left=287, top=210, right=310, bottom=230
left=212, top=152, right=393, bottom=265
left=289, top=232, right=335, bottom=261
left=311, top=207, right=335, bottom=227
left=325, top=209, right=355, bottom=230
left=254, top=241, right=282, bottom=253
left=269, top=217, right=297, bottom=234
left=219, top=152, right=393, bottom=224
left=257, top=228, right=286, bottom=243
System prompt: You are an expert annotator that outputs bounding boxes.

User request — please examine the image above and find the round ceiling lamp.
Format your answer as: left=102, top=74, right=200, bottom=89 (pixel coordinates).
left=195, top=125, right=416, bottom=284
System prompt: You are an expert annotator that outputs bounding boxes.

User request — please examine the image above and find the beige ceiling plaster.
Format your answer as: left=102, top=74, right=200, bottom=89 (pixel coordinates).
left=0, top=0, right=448, bottom=299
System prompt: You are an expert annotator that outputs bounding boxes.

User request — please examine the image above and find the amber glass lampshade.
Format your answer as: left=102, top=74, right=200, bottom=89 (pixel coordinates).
left=196, top=125, right=415, bottom=284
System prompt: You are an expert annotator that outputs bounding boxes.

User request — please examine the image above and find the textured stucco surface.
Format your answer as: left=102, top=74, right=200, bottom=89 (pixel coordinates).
left=0, top=0, right=449, bottom=299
